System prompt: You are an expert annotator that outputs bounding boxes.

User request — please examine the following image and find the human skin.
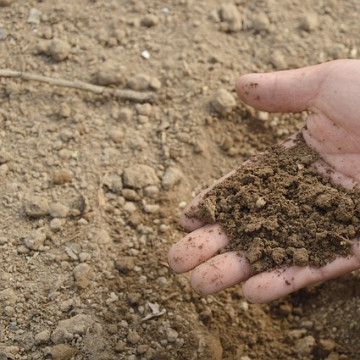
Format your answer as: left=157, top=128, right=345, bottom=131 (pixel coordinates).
left=168, top=59, right=360, bottom=303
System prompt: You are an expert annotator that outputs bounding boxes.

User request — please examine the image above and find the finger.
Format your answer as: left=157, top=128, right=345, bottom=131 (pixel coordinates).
left=243, top=240, right=360, bottom=303
left=180, top=170, right=236, bottom=231
left=190, top=251, right=252, bottom=295
left=235, top=62, right=329, bottom=113
left=168, top=224, right=229, bottom=273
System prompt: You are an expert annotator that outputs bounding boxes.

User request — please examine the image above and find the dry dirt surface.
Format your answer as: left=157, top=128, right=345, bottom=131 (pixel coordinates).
left=0, top=1, right=360, bottom=359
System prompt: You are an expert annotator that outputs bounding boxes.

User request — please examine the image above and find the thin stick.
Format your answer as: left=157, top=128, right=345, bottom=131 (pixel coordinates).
left=0, top=69, right=157, bottom=103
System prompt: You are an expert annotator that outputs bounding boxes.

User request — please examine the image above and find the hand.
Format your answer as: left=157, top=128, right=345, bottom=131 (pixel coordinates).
left=168, top=59, right=360, bottom=303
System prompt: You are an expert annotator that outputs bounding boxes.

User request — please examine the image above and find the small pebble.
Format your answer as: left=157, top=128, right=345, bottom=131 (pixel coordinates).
left=49, top=203, right=69, bottom=218
left=35, top=329, right=51, bottom=345
left=141, top=14, right=159, bottom=27
left=27, top=8, right=42, bottom=25
left=166, top=328, right=179, bottom=343
left=50, top=344, right=77, bottom=360
left=94, top=60, right=127, bottom=86
left=218, top=3, right=242, bottom=32
left=123, top=164, right=159, bottom=189
left=299, top=13, right=319, bottom=32
left=103, top=174, right=123, bottom=194
left=24, top=229, right=46, bottom=250
left=127, top=330, right=141, bottom=345
left=50, top=218, right=63, bottom=232
left=48, top=39, right=71, bottom=62
left=52, top=170, right=72, bottom=185
left=73, top=263, right=92, bottom=289
left=251, top=12, right=270, bottom=32
left=115, top=256, right=135, bottom=273
left=295, top=335, right=316, bottom=356
left=162, top=166, right=183, bottom=191
left=127, top=73, right=151, bottom=91
left=211, top=89, right=236, bottom=116
left=25, top=196, right=49, bottom=218
left=141, top=50, right=150, bottom=59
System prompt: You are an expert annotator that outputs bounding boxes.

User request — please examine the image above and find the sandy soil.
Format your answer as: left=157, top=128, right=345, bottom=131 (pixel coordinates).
left=0, top=1, right=359, bottom=359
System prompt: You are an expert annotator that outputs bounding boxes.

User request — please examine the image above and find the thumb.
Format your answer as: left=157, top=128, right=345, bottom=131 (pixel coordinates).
left=235, top=62, right=329, bottom=113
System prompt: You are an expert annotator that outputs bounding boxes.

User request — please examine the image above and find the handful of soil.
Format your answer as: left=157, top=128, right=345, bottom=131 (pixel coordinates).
left=191, top=133, right=360, bottom=273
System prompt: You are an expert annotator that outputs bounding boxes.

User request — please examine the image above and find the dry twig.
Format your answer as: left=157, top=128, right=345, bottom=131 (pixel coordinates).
left=0, top=69, right=157, bottom=103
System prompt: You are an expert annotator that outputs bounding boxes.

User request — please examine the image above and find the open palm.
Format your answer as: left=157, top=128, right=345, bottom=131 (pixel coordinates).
left=168, top=60, right=360, bottom=303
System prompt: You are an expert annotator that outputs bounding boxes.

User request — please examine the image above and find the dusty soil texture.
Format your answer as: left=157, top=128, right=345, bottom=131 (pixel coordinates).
left=195, top=134, right=358, bottom=273
left=1, top=1, right=360, bottom=359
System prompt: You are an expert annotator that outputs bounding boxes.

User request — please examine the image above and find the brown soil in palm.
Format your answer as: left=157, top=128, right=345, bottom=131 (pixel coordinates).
left=194, top=133, right=359, bottom=273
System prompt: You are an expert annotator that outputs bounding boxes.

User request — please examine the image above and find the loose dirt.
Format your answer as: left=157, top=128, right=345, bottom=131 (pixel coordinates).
left=1, top=1, right=360, bottom=359
left=195, top=134, right=358, bottom=273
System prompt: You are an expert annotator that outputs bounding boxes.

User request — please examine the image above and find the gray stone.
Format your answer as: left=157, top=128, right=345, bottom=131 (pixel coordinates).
left=51, top=314, right=94, bottom=344
left=27, top=8, right=42, bottom=25
left=24, top=196, right=49, bottom=218
left=49, top=203, right=69, bottom=218
left=103, top=174, right=123, bottom=194
left=35, top=329, right=51, bottom=345
left=123, top=164, right=159, bottom=189
left=48, top=39, right=71, bottom=62
left=211, top=89, right=236, bottom=116
left=24, top=229, right=46, bottom=250
left=162, top=166, right=183, bottom=190
left=73, top=263, right=92, bottom=289
left=94, top=60, right=127, bottom=86
left=218, top=4, right=242, bottom=32
left=295, top=335, right=316, bottom=356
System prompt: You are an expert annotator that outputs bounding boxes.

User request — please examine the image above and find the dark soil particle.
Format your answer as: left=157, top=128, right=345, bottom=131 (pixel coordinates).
left=192, top=133, right=360, bottom=273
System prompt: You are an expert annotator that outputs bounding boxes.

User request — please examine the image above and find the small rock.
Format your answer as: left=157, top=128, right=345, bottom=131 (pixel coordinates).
left=218, top=3, right=242, bottom=32
left=35, top=329, right=51, bottom=345
left=0, top=150, right=12, bottom=164
left=94, top=60, right=127, bottom=86
left=141, top=14, right=159, bottom=27
left=211, top=89, right=236, bottom=116
left=127, top=331, right=141, bottom=345
left=24, top=229, right=46, bottom=250
left=109, top=128, right=124, bottom=143
left=0, top=164, right=9, bottom=176
left=123, top=164, right=159, bottom=189
left=318, top=339, right=336, bottom=357
left=122, top=189, right=141, bottom=201
left=251, top=12, right=270, bottom=32
left=51, top=314, right=94, bottom=344
left=118, top=108, right=133, bottom=122
left=166, top=328, right=178, bottom=343
left=295, top=335, right=316, bottom=356
left=115, top=256, right=135, bottom=273
left=123, top=202, right=137, bottom=213
left=52, top=170, right=72, bottom=185
left=143, top=203, right=160, bottom=214
left=127, top=74, right=151, bottom=91
left=162, top=166, right=183, bottom=191
left=270, top=50, right=288, bottom=70
left=27, top=8, right=42, bottom=25
left=103, top=174, right=123, bottom=194
left=299, top=13, right=319, bottom=32
left=25, top=196, right=49, bottom=218
left=0, top=288, right=17, bottom=306
left=73, top=263, right=92, bottom=289
left=49, top=203, right=69, bottom=218
left=60, top=299, right=73, bottom=312
left=50, top=344, right=77, bottom=360
left=136, top=103, right=152, bottom=116
left=0, top=27, right=8, bottom=40
left=59, top=102, right=71, bottom=118
left=48, top=39, right=71, bottom=62
left=144, top=185, right=159, bottom=198
left=50, top=218, right=63, bottom=232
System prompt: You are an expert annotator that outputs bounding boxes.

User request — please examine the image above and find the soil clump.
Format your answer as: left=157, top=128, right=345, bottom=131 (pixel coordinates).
left=195, top=133, right=360, bottom=273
